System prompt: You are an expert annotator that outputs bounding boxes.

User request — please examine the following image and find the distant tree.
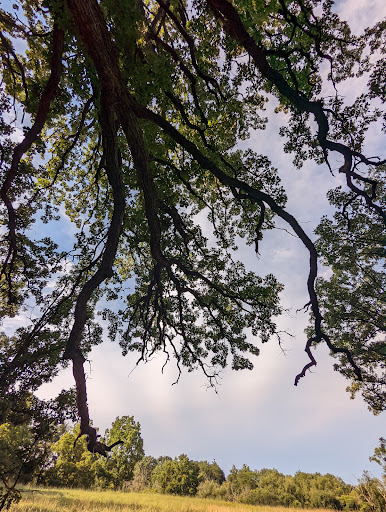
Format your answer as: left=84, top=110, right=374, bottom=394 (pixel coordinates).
left=370, top=438, right=386, bottom=474
left=357, top=471, right=386, bottom=512
left=352, top=440, right=386, bottom=512
left=309, top=474, right=350, bottom=510
left=151, top=454, right=199, bottom=496
left=339, top=491, right=363, bottom=511
left=226, top=464, right=259, bottom=501
left=285, top=471, right=352, bottom=510
left=198, top=460, right=225, bottom=484
left=246, top=468, right=287, bottom=507
left=44, top=426, right=97, bottom=488
left=205, top=466, right=355, bottom=510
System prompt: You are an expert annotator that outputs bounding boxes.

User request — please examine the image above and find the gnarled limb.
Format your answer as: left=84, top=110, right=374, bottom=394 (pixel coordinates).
left=132, top=102, right=363, bottom=382
left=62, top=86, right=125, bottom=447
left=0, top=24, right=64, bottom=292
left=206, top=0, right=385, bottom=223
left=65, top=0, right=163, bottom=448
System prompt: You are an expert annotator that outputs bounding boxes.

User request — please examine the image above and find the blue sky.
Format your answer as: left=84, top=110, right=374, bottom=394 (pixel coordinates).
left=3, top=0, right=385, bottom=484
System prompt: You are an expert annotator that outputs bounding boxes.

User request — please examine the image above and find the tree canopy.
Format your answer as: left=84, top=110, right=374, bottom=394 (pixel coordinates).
left=0, top=0, right=385, bottom=456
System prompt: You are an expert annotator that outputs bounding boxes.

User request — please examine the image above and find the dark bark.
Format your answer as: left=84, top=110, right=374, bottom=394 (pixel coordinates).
left=64, top=0, right=164, bottom=447
left=61, top=84, right=125, bottom=443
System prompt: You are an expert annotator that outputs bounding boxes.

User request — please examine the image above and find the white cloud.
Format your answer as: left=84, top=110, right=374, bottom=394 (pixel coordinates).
left=10, top=127, right=24, bottom=143
left=1, top=314, right=33, bottom=335
left=337, top=0, right=386, bottom=35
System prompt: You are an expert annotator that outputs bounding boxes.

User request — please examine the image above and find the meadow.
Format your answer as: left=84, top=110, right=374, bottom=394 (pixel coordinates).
left=9, top=488, right=337, bottom=512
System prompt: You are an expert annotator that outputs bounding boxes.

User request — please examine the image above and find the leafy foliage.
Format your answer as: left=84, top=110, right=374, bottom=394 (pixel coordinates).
left=357, top=471, right=386, bottom=512
left=0, top=392, right=75, bottom=510
left=130, top=455, right=159, bottom=491
left=311, top=176, right=386, bottom=413
left=44, top=427, right=97, bottom=489
left=101, top=415, right=144, bottom=487
left=151, top=454, right=200, bottom=496
left=198, top=460, right=225, bottom=485
left=370, top=438, right=386, bottom=474
left=129, top=456, right=365, bottom=510
left=45, top=416, right=144, bottom=490
left=197, top=465, right=358, bottom=510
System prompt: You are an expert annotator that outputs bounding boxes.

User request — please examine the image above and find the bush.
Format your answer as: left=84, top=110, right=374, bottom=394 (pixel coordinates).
left=196, top=480, right=225, bottom=499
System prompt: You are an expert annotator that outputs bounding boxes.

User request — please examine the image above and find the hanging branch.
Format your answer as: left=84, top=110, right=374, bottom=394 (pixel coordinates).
left=65, top=0, right=163, bottom=449
left=62, top=86, right=125, bottom=449
left=0, top=24, right=64, bottom=290
left=0, top=31, right=29, bottom=102
left=206, top=0, right=385, bottom=223
left=156, top=0, right=224, bottom=100
left=130, top=101, right=363, bottom=383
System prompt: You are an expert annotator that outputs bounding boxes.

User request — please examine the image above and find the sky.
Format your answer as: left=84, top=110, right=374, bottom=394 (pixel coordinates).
left=3, top=0, right=386, bottom=485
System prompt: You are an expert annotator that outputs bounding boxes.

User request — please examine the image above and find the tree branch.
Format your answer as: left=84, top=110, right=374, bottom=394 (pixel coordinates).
left=0, top=24, right=64, bottom=289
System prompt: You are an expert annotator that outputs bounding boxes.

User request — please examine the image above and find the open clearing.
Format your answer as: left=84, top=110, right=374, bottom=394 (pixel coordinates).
left=10, top=487, right=336, bottom=512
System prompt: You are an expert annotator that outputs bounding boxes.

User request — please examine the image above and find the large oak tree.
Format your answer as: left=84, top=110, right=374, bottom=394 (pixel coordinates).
left=0, top=0, right=385, bottom=463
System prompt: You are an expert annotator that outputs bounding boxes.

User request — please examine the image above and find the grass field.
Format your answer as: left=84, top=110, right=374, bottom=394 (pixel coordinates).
left=9, top=487, right=337, bottom=512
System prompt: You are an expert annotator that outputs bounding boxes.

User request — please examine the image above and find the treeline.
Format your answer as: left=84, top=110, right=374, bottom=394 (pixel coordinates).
left=130, top=457, right=359, bottom=510
left=42, top=445, right=382, bottom=511
left=1, top=417, right=385, bottom=511
left=40, top=422, right=386, bottom=511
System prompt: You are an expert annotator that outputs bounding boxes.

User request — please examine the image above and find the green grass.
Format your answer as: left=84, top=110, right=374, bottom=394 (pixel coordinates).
left=9, top=487, right=337, bottom=512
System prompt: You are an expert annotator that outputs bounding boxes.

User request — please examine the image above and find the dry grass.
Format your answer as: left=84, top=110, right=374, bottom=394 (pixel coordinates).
left=9, top=487, right=337, bottom=512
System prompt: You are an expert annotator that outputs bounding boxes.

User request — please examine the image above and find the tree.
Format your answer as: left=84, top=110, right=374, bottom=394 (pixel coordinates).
left=98, top=415, right=144, bottom=488
left=225, top=464, right=260, bottom=501
left=357, top=471, right=386, bottom=512
left=130, top=455, right=159, bottom=491
left=0, top=0, right=385, bottom=468
left=198, top=460, right=226, bottom=485
left=370, top=438, right=386, bottom=475
left=45, top=416, right=143, bottom=489
left=309, top=177, right=385, bottom=413
left=151, top=454, right=200, bottom=495
left=218, top=467, right=354, bottom=509
left=353, top=439, right=386, bottom=512
left=0, top=392, right=75, bottom=509
left=0, top=424, right=34, bottom=509
left=44, top=425, right=98, bottom=488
